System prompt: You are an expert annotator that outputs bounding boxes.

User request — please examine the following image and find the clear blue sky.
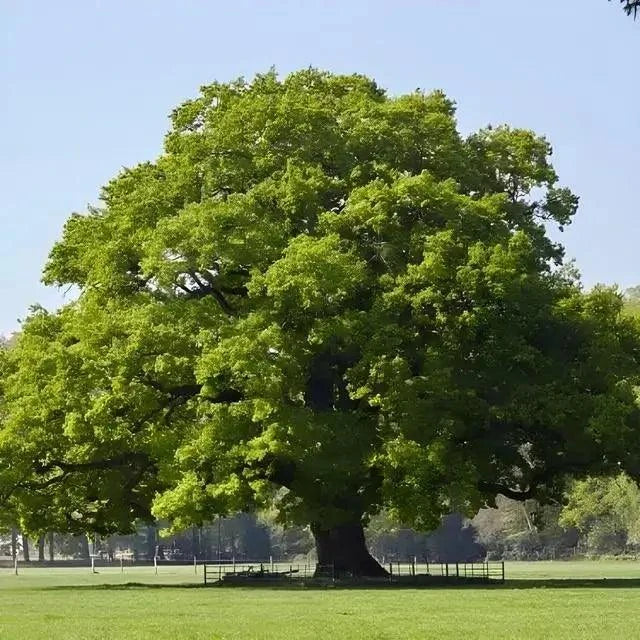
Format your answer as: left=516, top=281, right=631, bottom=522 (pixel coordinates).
left=1, top=0, right=638, bottom=335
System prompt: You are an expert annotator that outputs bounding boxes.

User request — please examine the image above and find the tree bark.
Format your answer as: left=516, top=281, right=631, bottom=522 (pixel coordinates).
left=311, top=521, right=388, bottom=578
left=80, top=534, right=90, bottom=560
left=11, top=528, right=17, bottom=560
left=22, top=534, right=30, bottom=562
left=191, top=526, right=200, bottom=557
left=38, top=535, right=45, bottom=562
left=48, top=532, right=55, bottom=562
left=146, top=525, right=157, bottom=560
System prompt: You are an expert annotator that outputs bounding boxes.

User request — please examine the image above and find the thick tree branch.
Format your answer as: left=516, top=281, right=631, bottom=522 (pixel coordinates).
left=140, top=377, right=243, bottom=404
left=220, top=285, right=248, bottom=297
left=243, top=453, right=297, bottom=489
left=177, top=280, right=237, bottom=315
left=35, top=452, right=152, bottom=475
left=478, top=481, right=535, bottom=501
left=208, top=288, right=237, bottom=315
left=142, top=378, right=202, bottom=399
left=188, top=271, right=208, bottom=290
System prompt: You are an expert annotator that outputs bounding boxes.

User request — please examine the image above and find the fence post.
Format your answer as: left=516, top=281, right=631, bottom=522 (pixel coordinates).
left=389, top=563, right=393, bottom=583
left=154, top=555, right=158, bottom=575
left=501, top=561, right=505, bottom=583
left=194, top=555, right=197, bottom=575
left=204, top=564, right=207, bottom=586
left=218, top=562, right=222, bottom=582
left=120, top=557, right=124, bottom=573
left=91, top=556, right=95, bottom=574
left=456, top=562, right=459, bottom=578
left=413, top=556, right=417, bottom=577
left=270, top=555, right=274, bottom=572
left=445, top=564, right=448, bottom=578
left=232, top=556, right=236, bottom=574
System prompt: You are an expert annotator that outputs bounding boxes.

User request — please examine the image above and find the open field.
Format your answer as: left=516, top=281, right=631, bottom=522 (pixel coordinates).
left=1, top=561, right=640, bottom=639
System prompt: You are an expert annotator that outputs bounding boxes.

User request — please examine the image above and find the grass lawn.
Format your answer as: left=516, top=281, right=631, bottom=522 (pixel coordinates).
left=1, top=561, right=640, bottom=639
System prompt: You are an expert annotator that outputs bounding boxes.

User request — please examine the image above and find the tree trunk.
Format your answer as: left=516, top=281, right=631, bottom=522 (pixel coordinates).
left=48, top=532, right=55, bottom=562
left=146, top=525, right=157, bottom=560
left=22, top=534, right=30, bottom=562
left=38, top=535, right=45, bottom=562
left=11, top=528, right=17, bottom=560
left=80, top=534, right=90, bottom=560
left=311, top=521, right=388, bottom=578
left=191, top=526, right=199, bottom=557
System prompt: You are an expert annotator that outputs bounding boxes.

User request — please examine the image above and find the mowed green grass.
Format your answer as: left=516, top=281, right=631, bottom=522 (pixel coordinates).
left=1, top=562, right=639, bottom=639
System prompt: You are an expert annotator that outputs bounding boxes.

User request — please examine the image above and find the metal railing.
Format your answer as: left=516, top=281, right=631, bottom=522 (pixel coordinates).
left=0, top=556, right=505, bottom=585
left=203, top=561, right=505, bottom=585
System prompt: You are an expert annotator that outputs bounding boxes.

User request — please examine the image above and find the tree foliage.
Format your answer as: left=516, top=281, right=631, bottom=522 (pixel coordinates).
left=561, top=473, right=640, bottom=552
left=1, top=70, right=640, bottom=570
left=624, top=286, right=640, bottom=318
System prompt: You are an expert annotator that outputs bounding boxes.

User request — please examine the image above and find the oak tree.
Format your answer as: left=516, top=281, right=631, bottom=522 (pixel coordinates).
left=2, top=70, right=640, bottom=576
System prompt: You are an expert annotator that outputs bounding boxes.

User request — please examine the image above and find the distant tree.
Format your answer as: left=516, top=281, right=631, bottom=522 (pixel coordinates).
left=560, top=473, right=640, bottom=554
left=623, top=287, right=640, bottom=318
left=2, top=70, right=640, bottom=576
left=423, top=514, right=485, bottom=563
left=259, top=511, right=313, bottom=560
left=21, top=534, right=29, bottom=562
left=473, top=496, right=579, bottom=560
left=367, top=511, right=484, bottom=563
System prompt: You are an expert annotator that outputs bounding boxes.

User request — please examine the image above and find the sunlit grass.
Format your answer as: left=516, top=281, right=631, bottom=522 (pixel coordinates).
left=1, top=561, right=639, bottom=639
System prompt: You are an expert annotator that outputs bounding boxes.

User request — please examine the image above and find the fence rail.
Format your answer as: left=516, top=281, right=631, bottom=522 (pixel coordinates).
left=202, top=561, right=505, bottom=585
left=1, top=557, right=505, bottom=585
left=0, top=558, right=198, bottom=569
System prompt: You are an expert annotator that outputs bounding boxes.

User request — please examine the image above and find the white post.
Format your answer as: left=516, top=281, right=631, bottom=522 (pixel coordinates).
left=154, top=555, right=158, bottom=575
left=91, top=556, right=95, bottom=574
left=193, top=555, right=197, bottom=574
left=14, top=557, right=18, bottom=576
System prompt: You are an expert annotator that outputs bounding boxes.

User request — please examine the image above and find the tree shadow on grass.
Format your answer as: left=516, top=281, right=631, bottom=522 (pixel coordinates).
left=502, top=578, right=640, bottom=590
left=42, top=578, right=640, bottom=592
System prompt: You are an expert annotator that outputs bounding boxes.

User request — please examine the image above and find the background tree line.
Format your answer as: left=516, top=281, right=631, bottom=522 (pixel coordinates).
left=3, top=470, right=640, bottom=563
